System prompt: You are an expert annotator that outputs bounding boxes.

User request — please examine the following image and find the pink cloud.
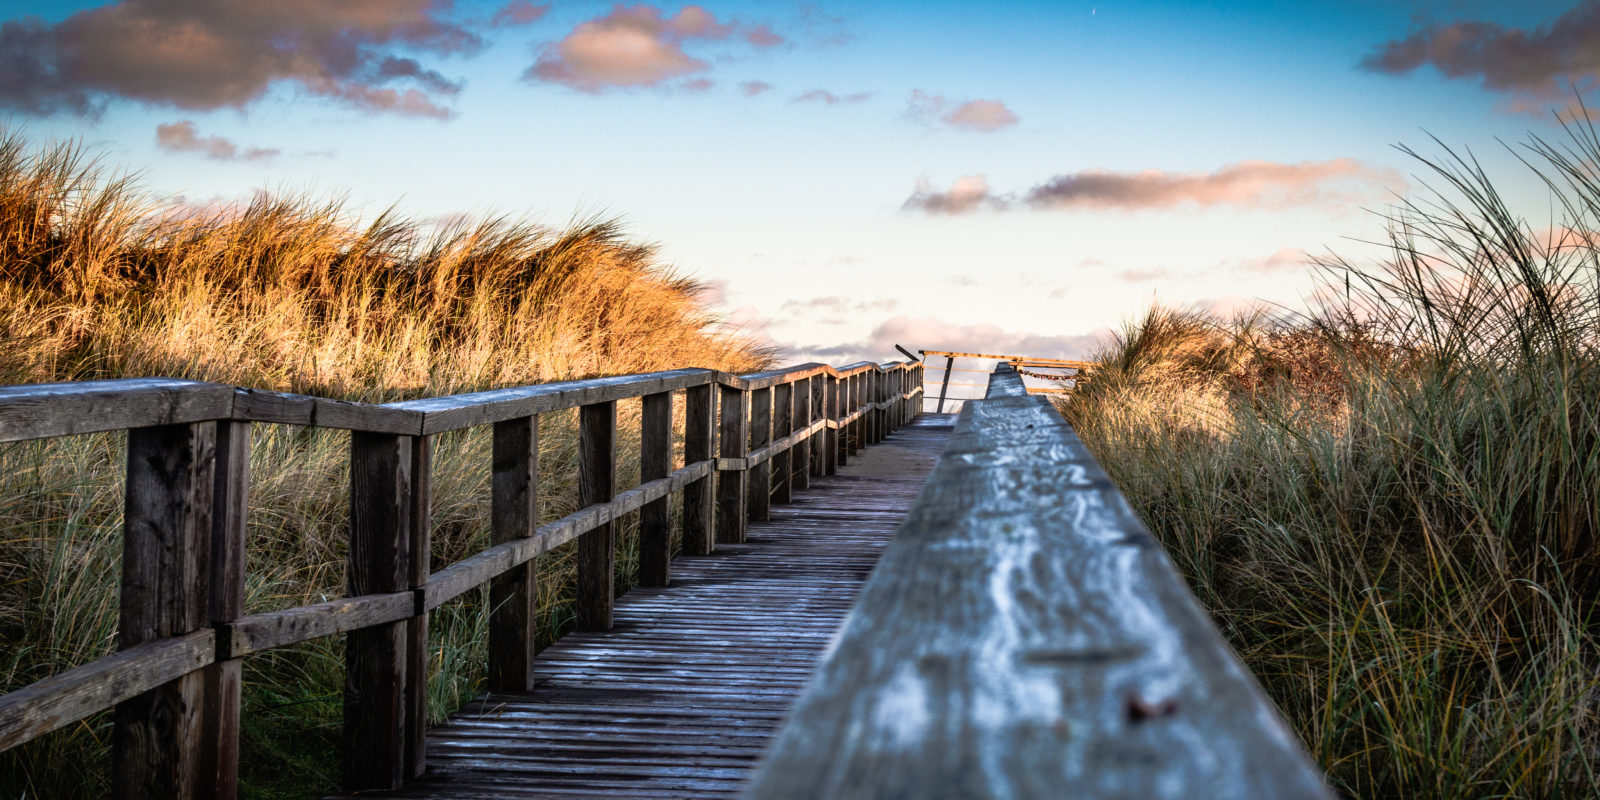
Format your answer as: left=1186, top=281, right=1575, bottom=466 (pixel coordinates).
left=0, top=0, right=475, bottom=117
left=740, top=80, right=774, bottom=97
left=903, top=175, right=1001, bottom=214
left=906, top=91, right=1019, bottom=131
left=526, top=5, right=782, bottom=92
left=156, top=121, right=279, bottom=161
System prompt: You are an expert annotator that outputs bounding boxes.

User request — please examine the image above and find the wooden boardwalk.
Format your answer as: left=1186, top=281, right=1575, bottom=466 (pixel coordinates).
left=359, top=414, right=954, bottom=799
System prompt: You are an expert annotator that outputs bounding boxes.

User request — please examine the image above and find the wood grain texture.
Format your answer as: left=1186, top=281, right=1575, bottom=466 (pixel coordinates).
left=489, top=417, right=539, bottom=693
left=337, top=415, right=952, bottom=800
left=747, top=368, right=1332, bottom=800
left=682, top=384, right=715, bottom=556
left=638, top=392, right=673, bottom=586
left=716, top=386, right=747, bottom=545
left=203, top=420, right=248, bottom=800
left=770, top=383, right=792, bottom=506
left=406, top=435, right=433, bottom=779
left=746, top=387, right=771, bottom=525
left=577, top=401, right=617, bottom=631
left=345, top=433, right=413, bottom=792
left=224, top=593, right=414, bottom=658
left=0, top=379, right=232, bottom=443
left=115, top=421, right=216, bottom=800
left=386, top=369, right=710, bottom=434
left=233, top=387, right=420, bottom=434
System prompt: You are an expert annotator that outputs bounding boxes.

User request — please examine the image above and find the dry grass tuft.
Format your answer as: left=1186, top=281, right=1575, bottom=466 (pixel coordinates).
left=0, top=127, right=768, bottom=798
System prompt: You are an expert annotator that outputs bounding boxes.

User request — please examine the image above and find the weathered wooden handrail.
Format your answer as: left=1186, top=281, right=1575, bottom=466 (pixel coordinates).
left=0, top=358, right=924, bottom=798
left=747, top=363, right=1332, bottom=799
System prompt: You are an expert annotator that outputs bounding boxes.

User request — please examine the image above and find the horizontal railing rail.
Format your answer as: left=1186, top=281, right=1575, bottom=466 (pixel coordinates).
left=747, top=363, right=1332, bottom=799
left=918, top=348, right=1093, bottom=413
left=0, top=358, right=924, bottom=798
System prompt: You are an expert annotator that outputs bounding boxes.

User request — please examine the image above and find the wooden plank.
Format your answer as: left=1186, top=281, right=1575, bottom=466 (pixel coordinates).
left=233, top=387, right=421, bottom=435
left=489, top=416, right=540, bottom=693
left=577, top=401, right=617, bottom=631
left=345, top=432, right=413, bottom=792
left=0, top=630, right=215, bottom=753
left=358, top=416, right=954, bottom=800
left=715, top=386, right=747, bottom=545
left=114, top=421, right=216, bottom=800
left=638, top=392, right=673, bottom=586
left=807, top=377, right=824, bottom=479
left=746, top=369, right=1332, bottom=800
left=918, top=350, right=1098, bottom=370
left=406, top=435, right=433, bottom=779
left=385, top=369, right=712, bottom=435
left=770, top=383, right=792, bottom=506
left=0, top=379, right=232, bottom=443
left=746, top=387, right=772, bottom=525
left=792, top=377, right=812, bottom=492
left=202, top=420, right=249, bottom=799
left=224, top=592, right=415, bottom=657
left=682, top=385, right=715, bottom=556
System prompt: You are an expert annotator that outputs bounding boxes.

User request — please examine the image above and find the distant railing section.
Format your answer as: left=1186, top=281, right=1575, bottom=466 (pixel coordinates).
left=0, top=359, right=923, bottom=798
left=918, top=349, right=1095, bottom=413
left=748, top=363, right=1332, bottom=799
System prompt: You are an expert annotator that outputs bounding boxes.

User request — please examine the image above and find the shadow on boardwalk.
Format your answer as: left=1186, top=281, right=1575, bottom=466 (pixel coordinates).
left=350, top=414, right=954, bottom=799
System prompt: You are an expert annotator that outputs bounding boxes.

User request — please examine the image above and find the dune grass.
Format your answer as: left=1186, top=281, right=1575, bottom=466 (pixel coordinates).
left=1064, top=112, right=1600, bottom=797
left=0, top=128, right=768, bottom=798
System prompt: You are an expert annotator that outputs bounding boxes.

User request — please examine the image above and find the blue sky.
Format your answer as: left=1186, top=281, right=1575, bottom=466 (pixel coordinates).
left=2, top=0, right=1593, bottom=362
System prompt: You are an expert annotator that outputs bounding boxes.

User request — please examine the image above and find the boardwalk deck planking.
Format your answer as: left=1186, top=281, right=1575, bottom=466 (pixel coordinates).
left=349, top=415, right=954, bottom=799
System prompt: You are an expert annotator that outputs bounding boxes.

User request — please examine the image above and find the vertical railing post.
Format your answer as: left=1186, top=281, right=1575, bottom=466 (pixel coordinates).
left=489, top=416, right=538, bottom=692
left=345, top=432, right=412, bottom=792
left=639, top=391, right=673, bottom=586
left=683, top=383, right=715, bottom=554
left=826, top=374, right=842, bottom=472
left=747, top=386, right=772, bottom=523
left=717, top=384, right=748, bottom=544
left=200, top=419, right=248, bottom=800
left=771, top=382, right=793, bottom=506
left=936, top=355, right=954, bottom=413
left=577, top=401, right=617, bottom=630
left=404, top=435, right=431, bottom=779
left=112, top=421, right=215, bottom=800
left=793, top=376, right=812, bottom=492
left=809, top=375, right=825, bottom=478
left=848, top=374, right=861, bottom=456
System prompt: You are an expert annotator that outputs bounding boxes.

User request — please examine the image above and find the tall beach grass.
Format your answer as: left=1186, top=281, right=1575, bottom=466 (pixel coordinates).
left=1065, top=111, right=1600, bottom=797
left=0, top=128, right=768, bottom=798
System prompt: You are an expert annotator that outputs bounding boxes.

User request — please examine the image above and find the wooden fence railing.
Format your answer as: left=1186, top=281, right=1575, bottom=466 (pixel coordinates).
left=919, top=349, right=1095, bottom=412
left=0, top=359, right=923, bottom=798
left=748, top=363, right=1333, bottom=799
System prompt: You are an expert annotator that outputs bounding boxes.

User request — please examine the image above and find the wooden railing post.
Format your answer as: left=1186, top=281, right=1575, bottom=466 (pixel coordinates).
left=793, top=376, right=812, bottom=492
left=405, top=435, right=431, bottom=779
left=809, top=376, right=825, bottom=478
left=826, top=375, right=842, bottom=472
left=489, top=416, right=538, bottom=692
left=683, top=384, right=715, bottom=554
left=114, top=421, right=216, bottom=800
left=717, top=385, right=748, bottom=544
left=771, top=382, right=793, bottom=506
left=197, top=419, right=247, bottom=799
left=848, top=374, right=861, bottom=456
left=747, top=386, right=772, bottom=523
left=577, top=401, right=617, bottom=630
left=345, top=432, right=412, bottom=792
left=639, top=391, right=673, bottom=586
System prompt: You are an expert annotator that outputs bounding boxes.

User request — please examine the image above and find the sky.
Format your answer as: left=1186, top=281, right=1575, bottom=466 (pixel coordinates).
left=1, top=0, right=1595, bottom=367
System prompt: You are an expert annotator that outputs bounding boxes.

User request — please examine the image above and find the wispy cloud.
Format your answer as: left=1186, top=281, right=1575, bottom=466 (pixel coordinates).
left=525, top=5, right=781, bottom=92
left=1361, top=2, right=1600, bottom=113
left=739, top=80, right=774, bottom=97
left=156, top=121, right=279, bottom=161
left=904, top=160, right=1401, bottom=215
left=0, top=0, right=476, bottom=118
left=491, top=1, right=550, bottom=27
left=906, top=90, right=1019, bottom=131
left=792, top=89, right=872, bottom=105
left=787, top=315, right=1109, bottom=364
